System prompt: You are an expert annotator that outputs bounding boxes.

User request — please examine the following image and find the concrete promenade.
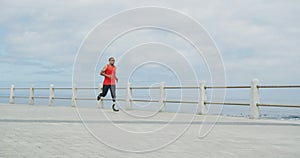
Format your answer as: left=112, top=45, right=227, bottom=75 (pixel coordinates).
left=0, top=104, right=299, bottom=158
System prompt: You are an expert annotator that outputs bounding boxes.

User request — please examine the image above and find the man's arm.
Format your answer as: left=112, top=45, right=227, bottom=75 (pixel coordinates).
left=100, top=65, right=111, bottom=78
left=115, top=68, right=118, bottom=82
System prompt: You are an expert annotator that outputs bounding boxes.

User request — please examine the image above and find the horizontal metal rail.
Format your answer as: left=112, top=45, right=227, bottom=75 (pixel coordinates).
left=117, top=87, right=127, bottom=90
left=14, top=88, right=29, bottom=90
left=0, top=88, right=10, bottom=90
left=258, top=85, right=300, bottom=88
left=34, top=88, right=50, bottom=90
left=54, top=97, right=72, bottom=100
left=74, top=98, right=128, bottom=101
left=164, top=86, right=200, bottom=89
left=52, top=88, right=72, bottom=90
left=131, top=99, right=160, bottom=102
left=14, top=96, right=28, bottom=99
left=34, top=96, right=49, bottom=99
left=258, top=103, right=300, bottom=108
left=164, top=100, right=198, bottom=104
left=75, top=98, right=96, bottom=100
left=206, top=86, right=251, bottom=89
left=75, top=88, right=98, bottom=90
left=135, top=87, right=157, bottom=89
left=205, top=101, right=250, bottom=106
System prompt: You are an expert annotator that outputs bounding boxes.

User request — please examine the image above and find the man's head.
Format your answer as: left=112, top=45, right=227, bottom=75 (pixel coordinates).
left=109, top=57, right=115, bottom=65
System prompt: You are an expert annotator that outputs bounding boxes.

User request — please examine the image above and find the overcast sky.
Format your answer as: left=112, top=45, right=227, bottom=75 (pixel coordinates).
left=0, top=0, right=299, bottom=87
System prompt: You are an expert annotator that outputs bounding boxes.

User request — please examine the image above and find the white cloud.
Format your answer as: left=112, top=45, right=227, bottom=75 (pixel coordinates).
left=0, top=0, right=299, bottom=86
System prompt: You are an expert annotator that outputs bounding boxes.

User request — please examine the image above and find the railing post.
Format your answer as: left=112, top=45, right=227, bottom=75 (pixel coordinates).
left=198, top=80, right=207, bottom=115
left=250, top=79, right=260, bottom=119
left=48, top=84, right=54, bottom=106
left=159, top=82, right=166, bottom=112
left=97, top=83, right=103, bottom=109
left=125, top=82, right=132, bottom=110
left=29, top=85, right=34, bottom=105
left=72, top=84, right=77, bottom=107
left=9, top=84, right=15, bottom=104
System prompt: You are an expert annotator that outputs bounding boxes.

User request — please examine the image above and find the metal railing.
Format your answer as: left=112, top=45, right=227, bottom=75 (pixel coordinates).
left=0, top=79, right=299, bottom=119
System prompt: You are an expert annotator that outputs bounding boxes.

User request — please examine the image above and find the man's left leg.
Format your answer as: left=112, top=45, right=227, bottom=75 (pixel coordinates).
left=110, top=85, right=118, bottom=112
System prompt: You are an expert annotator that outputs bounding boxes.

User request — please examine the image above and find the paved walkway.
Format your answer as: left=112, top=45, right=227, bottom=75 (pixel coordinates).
left=0, top=104, right=299, bottom=158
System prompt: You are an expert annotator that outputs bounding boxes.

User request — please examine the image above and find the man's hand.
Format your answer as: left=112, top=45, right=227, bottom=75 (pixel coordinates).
left=104, top=74, right=112, bottom=78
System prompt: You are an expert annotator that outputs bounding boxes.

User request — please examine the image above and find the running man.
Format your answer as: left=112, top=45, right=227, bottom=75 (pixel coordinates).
left=97, top=57, right=119, bottom=112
